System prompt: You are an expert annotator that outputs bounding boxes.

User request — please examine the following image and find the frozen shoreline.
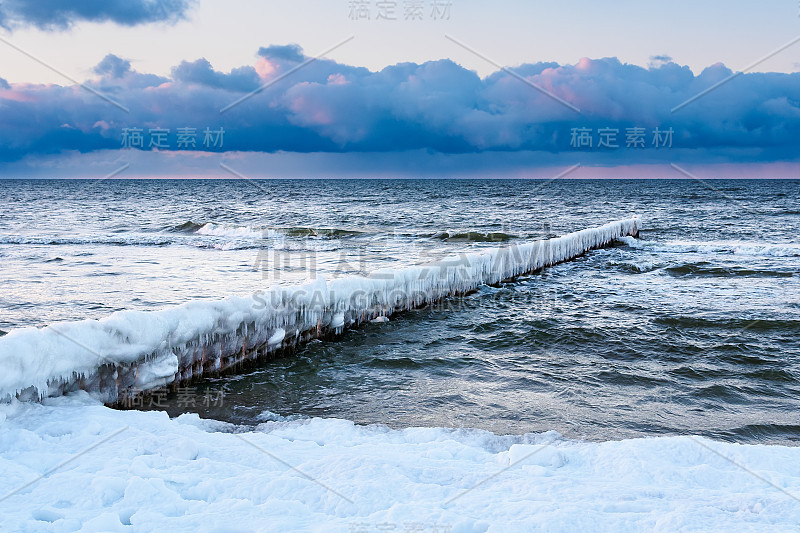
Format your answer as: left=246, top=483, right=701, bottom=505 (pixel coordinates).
left=1, top=393, right=798, bottom=532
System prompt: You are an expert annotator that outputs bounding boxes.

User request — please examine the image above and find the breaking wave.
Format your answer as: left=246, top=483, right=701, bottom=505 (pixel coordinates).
left=435, top=231, right=517, bottom=242
left=171, top=222, right=364, bottom=240
left=195, top=222, right=279, bottom=239
left=619, top=236, right=800, bottom=257
left=664, top=263, right=795, bottom=278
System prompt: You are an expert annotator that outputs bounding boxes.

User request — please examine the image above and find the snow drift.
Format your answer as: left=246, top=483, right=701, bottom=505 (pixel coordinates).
left=0, top=217, right=640, bottom=404
left=1, top=394, right=798, bottom=532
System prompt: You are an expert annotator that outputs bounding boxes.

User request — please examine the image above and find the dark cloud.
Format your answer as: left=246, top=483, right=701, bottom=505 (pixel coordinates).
left=88, top=55, right=168, bottom=91
left=172, top=59, right=261, bottom=92
left=258, top=44, right=305, bottom=63
left=94, top=55, right=132, bottom=79
left=0, top=0, right=194, bottom=30
left=0, top=51, right=799, bottom=167
left=0, top=77, right=9, bottom=90
left=649, top=55, right=673, bottom=66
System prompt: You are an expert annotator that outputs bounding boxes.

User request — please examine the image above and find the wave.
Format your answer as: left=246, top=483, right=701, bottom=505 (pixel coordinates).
left=171, top=222, right=364, bottom=240
left=171, top=221, right=205, bottom=233
left=169, top=221, right=282, bottom=239
left=195, top=222, right=279, bottom=239
left=0, top=223, right=364, bottom=250
left=619, top=236, right=800, bottom=257
left=0, top=233, right=342, bottom=253
left=0, top=234, right=177, bottom=247
left=174, top=222, right=522, bottom=242
left=665, top=262, right=795, bottom=278
left=435, top=231, right=517, bottom=242
left=285, top=227, right=363, bottom=238
left=0, top=233, right=271, bottom=251
left=606, top=259, right=661, bottom=273
left=0, top=217, right=640, bottom=404
left=724, top=423, right=800, bottom=442
left=654, top=316, right=800, bottom=332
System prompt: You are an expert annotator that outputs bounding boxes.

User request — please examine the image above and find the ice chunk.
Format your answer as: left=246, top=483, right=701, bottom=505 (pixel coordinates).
left=268, top=328, right=286, bottom=346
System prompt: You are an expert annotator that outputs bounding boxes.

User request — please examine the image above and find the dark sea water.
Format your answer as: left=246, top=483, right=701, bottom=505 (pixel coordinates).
left=1, top=179, right=798, bottom=445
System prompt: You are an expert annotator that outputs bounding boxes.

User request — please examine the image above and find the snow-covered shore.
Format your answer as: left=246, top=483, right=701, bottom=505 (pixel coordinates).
left=1, top=393, right=798, bottom=533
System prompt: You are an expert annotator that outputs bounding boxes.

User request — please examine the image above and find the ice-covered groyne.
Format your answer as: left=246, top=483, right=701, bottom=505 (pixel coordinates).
left=0, top=217, right=639, bottom=405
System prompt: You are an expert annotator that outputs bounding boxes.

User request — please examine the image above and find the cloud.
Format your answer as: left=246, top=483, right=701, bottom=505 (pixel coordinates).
left=0, top=77, right=9, bottom=90
left=257, top=44, right=305, bottom=63
left=0, top=0, right=194, bottom=30
left=0, top=49, right=799, bottom=171
left=172, top=59, right=260, bottom=92
left=648, top=55, right=673, bottom=68
left=94, top=54, right=132, bottom=79
left=88, top=55, right=168, bottom=91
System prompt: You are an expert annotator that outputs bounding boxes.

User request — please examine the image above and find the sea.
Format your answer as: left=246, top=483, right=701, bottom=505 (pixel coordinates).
left=1, top=178, right=798, bottom=446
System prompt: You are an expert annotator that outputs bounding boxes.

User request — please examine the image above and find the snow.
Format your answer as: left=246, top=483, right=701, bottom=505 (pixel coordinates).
left=0, top=218, right=640, bottom=404
left=0, top=393, right=798, bottom=532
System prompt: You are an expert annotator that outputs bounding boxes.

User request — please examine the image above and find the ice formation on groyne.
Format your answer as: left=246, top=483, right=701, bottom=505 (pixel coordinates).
left=0, top=217, right=640, bottom=404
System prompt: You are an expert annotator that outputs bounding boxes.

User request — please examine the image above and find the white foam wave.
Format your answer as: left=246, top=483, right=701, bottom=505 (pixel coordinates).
left=0, top=234, right=176, bottom=247
left=620, top=236, right=800, bottom=257
left=195, top=222, right=280, bottom=240
left=0, top=229, right=280, bottom=251
left=0, top=233, right=267, bottom=249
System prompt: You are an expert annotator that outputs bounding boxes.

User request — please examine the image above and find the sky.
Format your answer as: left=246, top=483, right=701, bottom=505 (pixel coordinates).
left=0, top=0, right=799, bottom=178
